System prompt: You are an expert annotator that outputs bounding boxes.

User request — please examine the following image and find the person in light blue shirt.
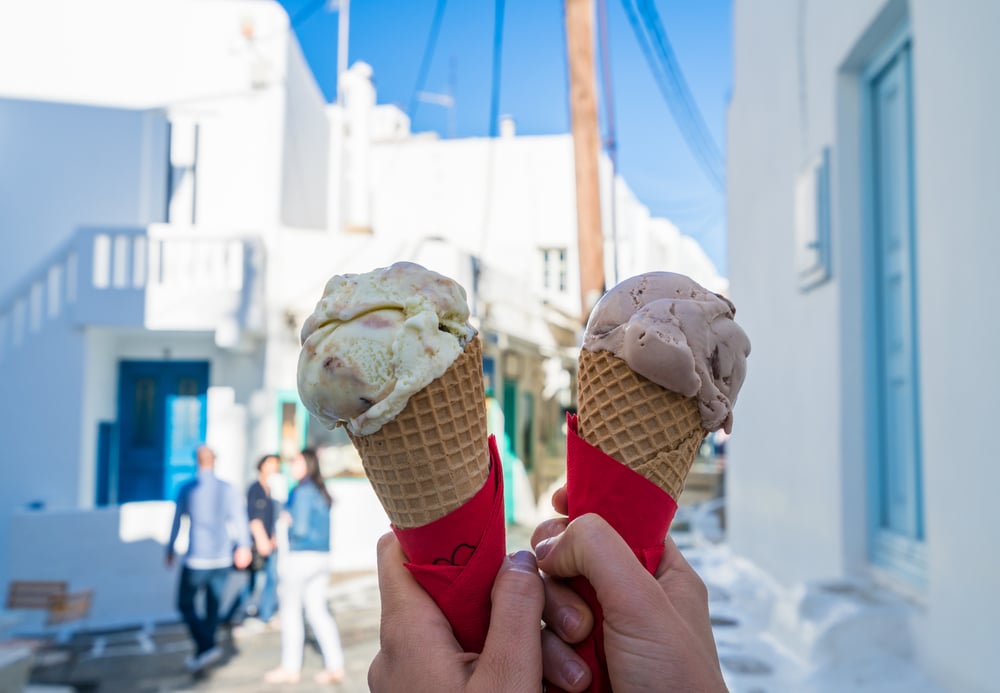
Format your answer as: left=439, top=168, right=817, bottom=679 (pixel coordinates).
left=166, top=445, right=252, bottom=673
left=264, top=448, right=345, bottom=685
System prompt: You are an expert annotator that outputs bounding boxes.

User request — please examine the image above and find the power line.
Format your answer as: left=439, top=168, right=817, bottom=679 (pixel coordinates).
left=252, top=0, right=329, bottom=43
left=638, top=0, right=726, bottom=187
left=488, top=0, right=506, bottom=137
left=288, top=0, right=329, bottom=29
left=407, top=0, right=449, bottom=121
left=638, top=0, right=725, bottom=187
left=597, top=0, right=620, bottom=284
left=621, top=0, right=726, bottom=192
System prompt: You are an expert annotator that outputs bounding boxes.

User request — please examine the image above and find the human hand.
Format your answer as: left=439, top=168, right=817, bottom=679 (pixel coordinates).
left=233, top=546, right=253, bottom=570
left=255, top=537, right=273, bottom=557
left=251, top=519, right=272, bottom=556
left=532, top=509, right=727, bottom=693
left=369, top=533, right=544, bottom=692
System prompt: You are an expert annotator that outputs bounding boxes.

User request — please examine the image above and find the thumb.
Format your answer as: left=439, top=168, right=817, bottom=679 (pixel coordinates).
left=474, top=551, right=544, bottom=690
left=535, top=514, right=665, bottom=619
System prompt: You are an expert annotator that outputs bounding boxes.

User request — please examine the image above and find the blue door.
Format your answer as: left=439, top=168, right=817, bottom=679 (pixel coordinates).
left=117, top=361, right=209, bottom=503
left=869, top=39, right=925, bottom=579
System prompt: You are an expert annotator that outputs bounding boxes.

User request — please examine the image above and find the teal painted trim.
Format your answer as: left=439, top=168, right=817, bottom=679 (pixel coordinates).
left=861, top=25, right=926, bottom=588
left=859, top=31, right=883, bottom=578
left=276, top=389, right=308, bottom=454
left=502, top=379, right=518, bottom=457
left=902, top=42, right=925, bottom=544
left=862, top=21, right=911, bottom=83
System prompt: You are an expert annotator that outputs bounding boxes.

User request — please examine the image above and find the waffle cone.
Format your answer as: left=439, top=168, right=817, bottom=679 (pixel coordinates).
left=348, top=337, right=489, bottom=528
left=577, top=348, right=706, bottom=500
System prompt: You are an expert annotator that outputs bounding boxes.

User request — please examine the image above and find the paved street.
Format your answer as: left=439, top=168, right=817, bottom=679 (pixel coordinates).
left=186, top=573, right=381, bottom=693
left=25, top=527, right=537, bottom=693
left=24, top=501, right=942, bottom=693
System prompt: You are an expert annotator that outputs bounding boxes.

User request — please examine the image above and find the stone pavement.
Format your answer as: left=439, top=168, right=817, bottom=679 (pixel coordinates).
left=25, top=528, right=537, bottom=693
left=25, top=572, right=380, bottom=693
left=24, top=509, right=941, bottom=692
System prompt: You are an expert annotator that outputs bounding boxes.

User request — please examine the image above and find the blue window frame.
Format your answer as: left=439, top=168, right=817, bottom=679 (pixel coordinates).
left=864, top=31, right=926, bottom=584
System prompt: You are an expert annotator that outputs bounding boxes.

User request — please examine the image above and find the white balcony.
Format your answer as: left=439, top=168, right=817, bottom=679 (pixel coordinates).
left=0, top=224, right=265, bottom=358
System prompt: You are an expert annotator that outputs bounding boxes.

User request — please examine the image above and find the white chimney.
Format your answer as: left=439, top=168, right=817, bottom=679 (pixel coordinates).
left=499, top=115, right=516, bottom=138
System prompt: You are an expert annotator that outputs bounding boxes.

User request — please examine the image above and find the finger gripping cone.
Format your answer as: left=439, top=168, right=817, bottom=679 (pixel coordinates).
left=577, top=348, right=706, bottom=501
left=348, top=337, right=489, bottom=528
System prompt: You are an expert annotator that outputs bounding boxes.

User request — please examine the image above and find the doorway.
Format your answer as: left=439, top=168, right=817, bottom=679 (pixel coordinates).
left=116, top=360, right=209, bottom=503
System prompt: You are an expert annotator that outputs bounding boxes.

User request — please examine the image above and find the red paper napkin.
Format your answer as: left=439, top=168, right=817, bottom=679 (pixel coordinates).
left=555, top=414, right=679, bottom=693
left=393, top=434, right=506, bottom=654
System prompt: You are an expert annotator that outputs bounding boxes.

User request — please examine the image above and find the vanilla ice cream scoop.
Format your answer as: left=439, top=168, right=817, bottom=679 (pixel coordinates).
left=298, top=262, right=477, bottom=435
left=583, top=272, right=750, bottom=433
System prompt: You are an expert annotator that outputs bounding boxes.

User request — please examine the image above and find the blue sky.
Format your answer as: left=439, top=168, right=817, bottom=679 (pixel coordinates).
left=276, top=0, right=732, bottom=274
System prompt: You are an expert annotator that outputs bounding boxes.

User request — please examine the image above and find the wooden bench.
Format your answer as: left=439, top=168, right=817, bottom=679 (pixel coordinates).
left=5, top=581, right=93, bottom=626
left=3, top=581, right=95, bottom=682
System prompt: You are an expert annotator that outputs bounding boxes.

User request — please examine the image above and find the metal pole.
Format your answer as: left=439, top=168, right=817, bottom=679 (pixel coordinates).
left=337, top=0, right=350, bottom=104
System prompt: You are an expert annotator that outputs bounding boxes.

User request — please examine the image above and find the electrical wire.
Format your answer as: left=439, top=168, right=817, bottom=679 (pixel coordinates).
left=638, top=2, right=725, bottom=188
left=621, top=0, right=726, bottom=192
left=488, top=0, right=506, bottom=137
left=637, top=0, right=726, bottom=186
left=288, top=0, right=329, bottom=30
left=407, top=0, right=449, bottom=121
left=558, top=0, right=573, bottom=132
left=597, top=0, right=620, bottom=284
left=253, top=0, right=329, bottom=42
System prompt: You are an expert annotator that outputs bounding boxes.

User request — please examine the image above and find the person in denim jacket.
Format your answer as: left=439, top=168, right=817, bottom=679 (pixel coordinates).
left=265, top=448, right=345, bottom=685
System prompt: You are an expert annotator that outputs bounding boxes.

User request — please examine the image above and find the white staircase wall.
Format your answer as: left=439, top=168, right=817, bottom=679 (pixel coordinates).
left=0, top=98, right=169, bottom=299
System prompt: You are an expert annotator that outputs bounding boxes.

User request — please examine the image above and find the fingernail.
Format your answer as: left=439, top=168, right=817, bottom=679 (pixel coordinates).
left=506, top=550, right=537, bottom=574
left=534, top=537, right=555, bottom=560
left=558, top=607, right=581, bottom=635
left=563, top=659, right=586, bottom=687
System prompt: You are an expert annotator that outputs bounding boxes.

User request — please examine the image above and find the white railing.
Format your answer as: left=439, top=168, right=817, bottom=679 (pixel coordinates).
left=0, top=234, right=79, bottom=362
left=0, top=225, right=264, bottom=361
left=87, top=228, right=245, bottom=292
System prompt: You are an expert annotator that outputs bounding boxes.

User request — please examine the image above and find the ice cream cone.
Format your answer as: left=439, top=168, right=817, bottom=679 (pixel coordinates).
left=348, top=337, right=489, bottom=528
left=577, top=348, right=706, bottom=501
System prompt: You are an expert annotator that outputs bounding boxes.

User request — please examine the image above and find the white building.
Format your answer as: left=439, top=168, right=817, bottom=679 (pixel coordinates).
left=727, top=1, right=999, bottom=690
left=0, top=0, right=722, bottom=631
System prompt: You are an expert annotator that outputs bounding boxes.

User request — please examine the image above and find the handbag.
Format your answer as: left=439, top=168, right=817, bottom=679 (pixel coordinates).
left=249, top=548, right=267, bottom=572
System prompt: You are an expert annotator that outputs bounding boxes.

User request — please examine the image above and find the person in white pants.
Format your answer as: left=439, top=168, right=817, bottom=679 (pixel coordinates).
left=265, top=449, right=345, bottom=685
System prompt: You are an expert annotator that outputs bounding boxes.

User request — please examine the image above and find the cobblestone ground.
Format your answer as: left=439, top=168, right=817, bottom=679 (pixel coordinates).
left=27, top=573, right=380, bottom=693
left=27, top=526, right=538, bottom=693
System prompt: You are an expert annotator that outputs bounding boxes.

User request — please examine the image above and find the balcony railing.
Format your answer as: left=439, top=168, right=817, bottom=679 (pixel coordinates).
left=0, top=225, right=264, bottom=361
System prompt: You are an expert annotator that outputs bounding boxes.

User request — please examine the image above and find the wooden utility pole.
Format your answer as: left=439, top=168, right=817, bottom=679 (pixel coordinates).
left=565, top=0, right=605, bottom=319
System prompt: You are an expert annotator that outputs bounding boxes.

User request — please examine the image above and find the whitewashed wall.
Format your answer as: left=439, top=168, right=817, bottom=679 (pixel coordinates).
left=369, top=134, right=581, bottom=319
left=0, top=312, right=86, bottom=593
left=367, top=129, right=728, bottom=323
left=0, top=100, right=168, bottom=299
left=6, top=486, right=389, bottom=632
left=728, top=1, right=1000, bottom=690
left=908, top=3, right=1000, bottom=690
left=0, top=0, right=302, bottom=295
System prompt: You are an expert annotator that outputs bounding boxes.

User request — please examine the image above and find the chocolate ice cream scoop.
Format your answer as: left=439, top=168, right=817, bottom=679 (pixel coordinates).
left=583, top=272, right=750, bottom=433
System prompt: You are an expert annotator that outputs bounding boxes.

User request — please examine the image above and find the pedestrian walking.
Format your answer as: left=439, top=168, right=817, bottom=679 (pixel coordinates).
left=264, top=448, right=345, bottom=685
left=225, top=453, right=281, bottom=629
left=166, top=445, right=252, bottom=673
